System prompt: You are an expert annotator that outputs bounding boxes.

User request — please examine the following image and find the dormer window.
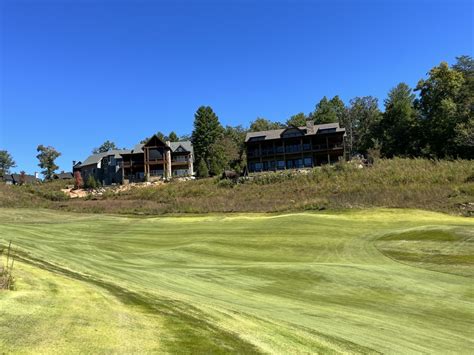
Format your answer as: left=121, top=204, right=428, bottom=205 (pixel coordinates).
left=281, top=127, right=304, bottom=138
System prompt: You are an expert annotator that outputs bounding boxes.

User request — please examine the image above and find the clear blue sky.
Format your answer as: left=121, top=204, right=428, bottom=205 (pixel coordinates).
left=0, top=0, right=472, bottom=174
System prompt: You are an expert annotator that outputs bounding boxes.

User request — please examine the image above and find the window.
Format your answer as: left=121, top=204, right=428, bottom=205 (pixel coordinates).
left=175, top=146, right=187, bottom=153
left=149, top=148, right=163, bottom=160
left=150, top=170, right=164, bottom=176
left=173, top=155, right=187, bottom=162
left=285, top=143, right=301, bottom=153
left=255, top=162, right=263, bottom=171
left=262, top=146, right=274, bottom=156
left=248, top=136, right=266, bottom=142
left=173, top=169, right=189, bottom=176
left=281, top=128, right=303, bottom=138
left=304, top=157, right=313, bottom=167
left=277, top=160, right=285, bottom=170
left=318, top=128, right=337, bottom=134
left=248, top=148, right=260, bottom=157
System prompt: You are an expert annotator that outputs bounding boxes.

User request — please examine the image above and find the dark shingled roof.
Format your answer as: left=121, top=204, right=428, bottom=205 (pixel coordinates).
left=122, top=141, right=194, bottom=158
left=170, top=141, right=193, bottom=154
left=10, top=174, right=40, bottom=184
left=245, top=122, right=345, bottom=142
left=1, top=175, right=14, bottom=183
left=53, top=172, right=73, bottom=179
left=78, top=149, right=131, bottom=167
left=76, top=141, right=194, bottom=167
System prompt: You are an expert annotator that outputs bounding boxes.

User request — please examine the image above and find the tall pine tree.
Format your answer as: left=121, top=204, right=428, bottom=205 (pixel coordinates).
left=191, top=106, right=224, bottom=177
left=380, top=83, right=420, bottom=157
left=309, top=96, right=346, bottom=124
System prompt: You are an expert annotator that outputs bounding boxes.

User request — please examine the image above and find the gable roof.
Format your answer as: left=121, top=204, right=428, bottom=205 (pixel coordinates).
left=245, top=122, right=345, bottom=142
left=10, top=174, right=40, bottom=184
left=1, top=174, right=14, bottom=183
left=78, top=149, right=131, bottom=167
left=53, top=172, right=73, bottom=179
left=280, top=126, right=306, bottom=137
left=77, top=139, right=195, bottom=165
left=170, top=141, right=193, bottom=153
left=143, top=134, right=168, bottom=147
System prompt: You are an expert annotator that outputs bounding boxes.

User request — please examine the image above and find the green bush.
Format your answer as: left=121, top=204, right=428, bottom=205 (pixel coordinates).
left=85, top=175, right=98, bottom=189
left=217, top=179, right=235, bottom=189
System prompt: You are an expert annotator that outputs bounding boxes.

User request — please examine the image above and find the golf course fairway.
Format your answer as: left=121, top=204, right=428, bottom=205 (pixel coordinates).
left=0, top=208, right=473, bottom=353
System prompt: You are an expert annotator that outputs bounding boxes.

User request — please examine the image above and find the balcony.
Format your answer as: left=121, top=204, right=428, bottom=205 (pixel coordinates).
left=172, top=157, right=189, bottom=163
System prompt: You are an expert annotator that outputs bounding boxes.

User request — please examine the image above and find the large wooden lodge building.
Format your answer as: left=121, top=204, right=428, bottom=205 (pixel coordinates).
left=245, top=121, right=346, bottom=173
left=74, top=135, right=194, bottom=185
left=75, top=121, right=345, bottom=185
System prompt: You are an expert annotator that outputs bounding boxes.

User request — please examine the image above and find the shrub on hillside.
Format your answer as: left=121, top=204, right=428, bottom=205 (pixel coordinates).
left=85, top=175, right=98, bottom=189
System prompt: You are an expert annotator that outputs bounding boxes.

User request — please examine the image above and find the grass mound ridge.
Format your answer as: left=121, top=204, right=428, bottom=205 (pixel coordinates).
left=375, top=226, right=474, bottom=277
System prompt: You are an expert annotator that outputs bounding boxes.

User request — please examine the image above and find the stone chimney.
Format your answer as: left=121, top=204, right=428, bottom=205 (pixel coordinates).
left=306, top=120, right=315, bottom=134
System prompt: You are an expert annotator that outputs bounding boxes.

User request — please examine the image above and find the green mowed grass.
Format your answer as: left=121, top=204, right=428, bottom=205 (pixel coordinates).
left=0, top=208, right=473, bottom=353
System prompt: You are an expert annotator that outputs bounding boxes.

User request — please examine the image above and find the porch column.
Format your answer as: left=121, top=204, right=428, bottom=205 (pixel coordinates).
left=145, top=148, right=150, bottom=180
left=326, top=136, right=330, bottom=164
left=165, top=142, right=172, bottom=179
left=300, top=137, right=304, bottom=163
left=188, top=153, right=194, bottom=176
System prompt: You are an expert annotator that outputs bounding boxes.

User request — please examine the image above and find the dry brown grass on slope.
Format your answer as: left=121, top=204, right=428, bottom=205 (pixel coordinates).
left=66, top=158, right=474, bottom=215
left=1, top=159, right=473, bottom=215
left=0, top=179, right=70, bottom=209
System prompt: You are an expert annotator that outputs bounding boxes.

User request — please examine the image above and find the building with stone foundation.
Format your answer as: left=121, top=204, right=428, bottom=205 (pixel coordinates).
left=74, top=135, right=194, bottom=185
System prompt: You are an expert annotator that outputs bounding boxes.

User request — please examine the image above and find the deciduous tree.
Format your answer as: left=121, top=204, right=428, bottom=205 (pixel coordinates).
left=74, top=171, right=84, bottom=189
left=343, top=97, right=382, bottom=154
left=92, top=140, right=118, bottom=154
left=0, top=150, right=16, bottom=177
left=286, top=112, right=307, bottom=127
left=454, top=118, right=474, bottom=157
left=415, top=61, right=466, bottom=157
left=222, top=125, right=247, bottom=173
left=36, top=145, right=61, bottom=180
left=249, top=117, right=283, bottom=132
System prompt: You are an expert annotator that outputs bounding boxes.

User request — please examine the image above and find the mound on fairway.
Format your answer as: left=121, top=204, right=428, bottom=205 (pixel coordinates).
left=0, top=208, right=473, bottom=353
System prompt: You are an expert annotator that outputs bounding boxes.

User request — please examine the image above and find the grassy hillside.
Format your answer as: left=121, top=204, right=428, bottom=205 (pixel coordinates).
left=1, top=208, right=473, bottom=353
left=1, top=158, right=472, bottom=215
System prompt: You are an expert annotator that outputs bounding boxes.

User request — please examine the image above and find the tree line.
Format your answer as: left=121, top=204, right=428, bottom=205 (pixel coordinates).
left=0, top=55, right=472, bottom=180
left=190, top=56, right=473, bottom=177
